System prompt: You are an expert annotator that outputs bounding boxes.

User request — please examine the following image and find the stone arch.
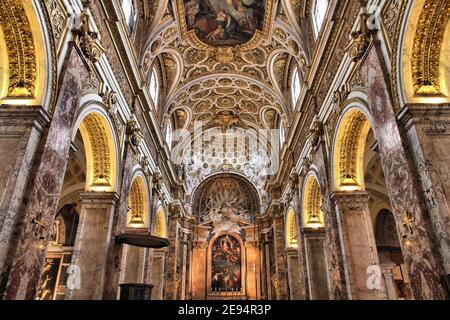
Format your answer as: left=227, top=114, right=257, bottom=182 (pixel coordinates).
left=398, top=0, right=450, bottom=104
left=302, top=174, right=325, bottom=229
left=155, top=206, right=167, bottom=238
left=285, top=207, right=298, bottom=248
left=0, top=0, right=55, bottom=106
left=73, top=108, right=118, bottom=192
left=332, top=106, right=373, bottom=191
left=127, top=175, right=149, bottom=228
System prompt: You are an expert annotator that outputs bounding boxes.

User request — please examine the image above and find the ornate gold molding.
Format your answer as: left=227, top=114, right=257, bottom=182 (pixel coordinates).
left=0, top=0, right=37, bottom=98
left=334, top=110, right=371, bottom=190
left=128, top=177, right=146, bottom=226
left=412, top=0, right=450, bottom=95
left=81, top=113, right=112, bottom=189
left=303, top=175, right=324, bottom=229
left=285, top=208, right=297, bottom=248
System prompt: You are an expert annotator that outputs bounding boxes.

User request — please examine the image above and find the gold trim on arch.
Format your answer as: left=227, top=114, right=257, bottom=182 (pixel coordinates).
left=155, top=207, right=167, bottom=238
left=128, top=177, right=147, bottom=227
left=333, top=110, right=371, bottom=191
left=79, top=113, right=116, bottom=192
left=175, top=0, right=276, bottom=52
left=412, top=0, right=450, bottom=95
left=0, top=0, right=36, bottom=98
left=285, top=207, right=298, bottom=248
left=302, top=176, right=324, bottom=229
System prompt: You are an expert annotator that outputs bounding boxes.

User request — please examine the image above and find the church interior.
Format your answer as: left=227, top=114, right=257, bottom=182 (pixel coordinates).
left=0, top=0, right=449, bottom=301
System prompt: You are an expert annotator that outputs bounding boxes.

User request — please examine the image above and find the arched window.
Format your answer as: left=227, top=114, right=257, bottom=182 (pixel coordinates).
left=166, top=120, right=173, bottom=150
left=312, top=0, right=328, bottom=38
left=149, top=68, right=159, bottom=108
left=280, top=121, right=286, bottom=147
left=121, top=0, right=137, bottom=34
left=291, top=67, right=301, bottom=109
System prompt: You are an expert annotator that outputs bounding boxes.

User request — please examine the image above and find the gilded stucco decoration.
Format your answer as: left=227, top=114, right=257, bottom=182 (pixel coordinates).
left=333, top=110, right=371, bottom=191
left=411, top=0, right=450, bottom=95
left=285, top=207, right=298, bottom=248
left=128, top=176, right=147, bottom=226
left=80, top=113, right=116, bottom=191
left=302, top=175, right=324, bottom=229
left=0, top=0, right=37, bottom=98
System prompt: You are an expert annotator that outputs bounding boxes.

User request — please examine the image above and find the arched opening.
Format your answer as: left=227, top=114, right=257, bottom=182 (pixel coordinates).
left=333, top=108, right=371, bottom=191
left=36, top=109, right=119, bottom=300
left=155, top=206, right=167, bottom=239
left=36, top=204, right=79, bottom=300
left=400, top=0, right=450, bottom=103
left=78, top=112, right=117, bottom=192
left=332, top=107, right=408, bottom=299
left=285, top=208, right=298, bottom=249
left=0, top=0, right=50, bottom=106
left=301, top=174, right=329, bottom=300
left=190, top=173, right=261, bottom=300
left=302, top=175, right=325, bottom=229
left=374, top=209, right=412, bottom=300
left=127, top=176, right=149, bottom=228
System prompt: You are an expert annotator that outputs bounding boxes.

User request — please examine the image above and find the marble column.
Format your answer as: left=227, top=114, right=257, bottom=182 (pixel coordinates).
left=151, top=248, right=167, bottom=300
left=180, top=231, right=188, bottom=300
left=398, top=105, right=450, bottom=276
left=303, top=229, right=330, bottom=300
left=381, top=264, right=397, bottom=300
left=164, top=210, right=180, bottom=300
left=102, top=140, right=137, bottom=300
left=67, top=192, right=118, bottom=300
left=245, top=241, right=261, bottom=300
left=262, top=232, right=272, bottom=300
left=286, top=248, right=305, bottom=300
left=272, top=212, right=289, bottom=300
left=0, top=107, right=50, bottom=273
left=360, top=40, right=447, bottom=299
left=1, top=45, right=89, bottom=300
left=191, top=241, right=207, bottom=300
left=332, top=191, right=384, bottom=300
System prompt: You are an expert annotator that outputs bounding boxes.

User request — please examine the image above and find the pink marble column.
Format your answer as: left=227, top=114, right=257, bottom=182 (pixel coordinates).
left=303, top=228, right=330, bottom=300
left=68, top=192, right=119, bottom=300
left=272, top=212, right=289, bottom=300
left=1, top=45, right=89, bottom=300
left=164, top=209, right=180, bottom=300
left=285, top=248, right=306, bottom=299
left=332, top=191, right=384, bottom=300
left=0, top=106, right=50, bottom=272
left=360, top=41, right=447, bottom=299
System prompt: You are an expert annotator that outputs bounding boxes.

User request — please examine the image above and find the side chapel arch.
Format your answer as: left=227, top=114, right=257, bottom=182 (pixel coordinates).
left=302, top=174, right=325, bottom=229
left=332, top=105, right=372, bottom=192
left=0, top=0, right=53, bottom=106
left=73, top=108, right=118, bottom=192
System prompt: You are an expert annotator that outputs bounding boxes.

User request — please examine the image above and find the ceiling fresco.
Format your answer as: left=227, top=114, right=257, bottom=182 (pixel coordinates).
left=183, top=0, right=266, bottom=46
left=141, top=0, right=310, bottom=192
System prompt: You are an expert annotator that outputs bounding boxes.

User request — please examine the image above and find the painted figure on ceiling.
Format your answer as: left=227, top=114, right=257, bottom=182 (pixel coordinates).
left=184, top=0, right=265, bottom=46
